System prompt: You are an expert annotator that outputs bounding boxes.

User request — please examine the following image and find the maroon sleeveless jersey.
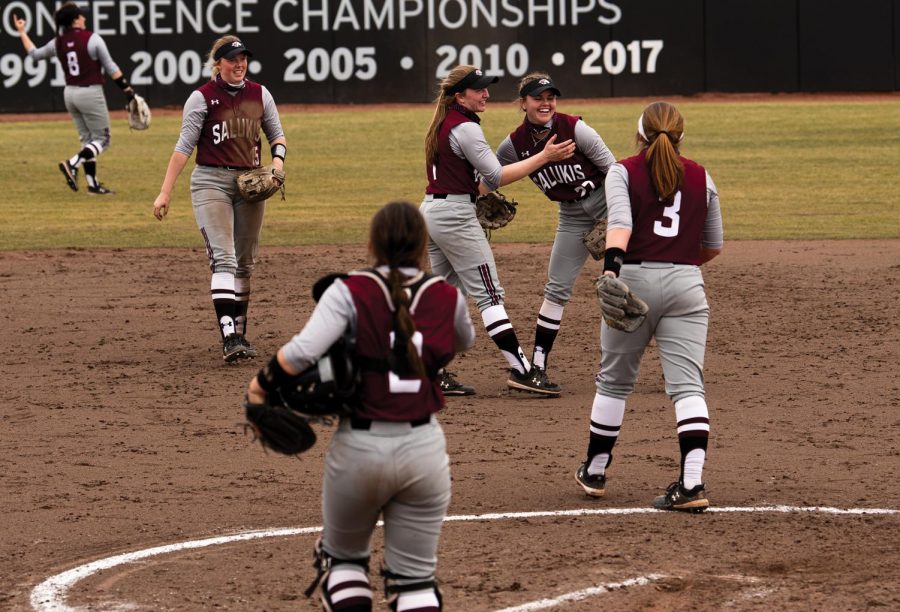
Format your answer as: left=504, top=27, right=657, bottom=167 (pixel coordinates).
left=54, top=29, right=104, bottom=86
left=508, top=113, right=606, bottom=202
left=425, top=106, right=480, bottom=197
left=618, top=150, right=708, bottom=265
left=195, top=78, right=263, bottom=169
left=343, top=270, right=459, bottom=421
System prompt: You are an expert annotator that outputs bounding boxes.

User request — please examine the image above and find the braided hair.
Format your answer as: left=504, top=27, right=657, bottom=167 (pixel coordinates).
left=368, top=201, right=428, bottom=378
left=636, top=101, right=685, bottom=201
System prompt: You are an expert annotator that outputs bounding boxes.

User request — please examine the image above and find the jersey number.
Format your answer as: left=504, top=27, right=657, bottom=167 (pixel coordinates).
left=65, top=51, right=80, bottom=77
left=653, top=191, right=681, bottom=237
left=574, top=180, right=596, bottom=199
left=388, top=331, right=423, bottom=394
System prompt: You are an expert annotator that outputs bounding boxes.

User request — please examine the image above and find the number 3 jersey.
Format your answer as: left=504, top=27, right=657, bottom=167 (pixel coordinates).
left=343, top=270, right=461, bottom=421
left=617, top=150, right=709, bottom=265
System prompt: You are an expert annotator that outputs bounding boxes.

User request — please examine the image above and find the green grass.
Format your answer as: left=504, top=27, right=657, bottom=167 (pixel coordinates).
left=1, top=98, right=898, bottom=250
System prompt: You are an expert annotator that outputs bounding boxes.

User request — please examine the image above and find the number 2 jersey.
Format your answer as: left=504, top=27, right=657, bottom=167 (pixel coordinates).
left=280, top=267, right=476, bottom=422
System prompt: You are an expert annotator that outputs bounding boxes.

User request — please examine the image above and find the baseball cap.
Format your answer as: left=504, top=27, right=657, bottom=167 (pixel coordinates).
left=519, top=77, right=562, bottom=99
left=444, top=69, right=499, bottom=96
left=214, top=40, right=254, bottom=61
left=55, top=3, right=84, bottom=29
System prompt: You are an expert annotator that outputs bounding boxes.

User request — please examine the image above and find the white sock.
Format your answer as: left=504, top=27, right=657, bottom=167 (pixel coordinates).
left=682, top=449, right=706, bottom=490
left=396, top=587, right=440, bottom=611
left=587, top=393, right=626, bottom=476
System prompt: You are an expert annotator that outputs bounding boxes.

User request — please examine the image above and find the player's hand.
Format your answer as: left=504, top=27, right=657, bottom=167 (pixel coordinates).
left=541, top=135, right=576, bottom=162
left=153, top=193, right=170, bottom=220
left=13, top=14, right=26, bottom=32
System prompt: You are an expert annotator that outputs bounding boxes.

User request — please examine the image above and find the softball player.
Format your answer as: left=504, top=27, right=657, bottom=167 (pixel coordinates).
left=152, top=36, right=286, bottom=363
left=422, top=64, right=576, bottom=396
left=574, top=102, right=723, bottom=512
left=14, top=3, right=136, bottom=195
left=247, top=201, right=476, bottom=611
left=497, top=73, right=616, bottom=396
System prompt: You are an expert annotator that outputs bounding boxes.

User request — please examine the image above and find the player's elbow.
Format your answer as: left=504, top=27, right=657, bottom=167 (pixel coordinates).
left=700, top=246, right=722, bottom=264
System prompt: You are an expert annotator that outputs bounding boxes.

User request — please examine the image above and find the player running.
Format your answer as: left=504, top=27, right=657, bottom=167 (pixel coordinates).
left=421, top=65, right=576, bottom=396
left=497, top=73, right=616, bottom=396
left=14, top=2, right=137, bottom=195
left=574, top=102, right=723, bottom=512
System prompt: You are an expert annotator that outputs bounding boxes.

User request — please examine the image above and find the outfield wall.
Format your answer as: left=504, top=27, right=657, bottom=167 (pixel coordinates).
left=1, top=0, right=897, bottom=113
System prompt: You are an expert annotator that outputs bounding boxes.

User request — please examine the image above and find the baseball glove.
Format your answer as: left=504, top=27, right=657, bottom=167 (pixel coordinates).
left=236, top=165, right=286, bottom=203
left=582, top=218, right=608, bottom=261
left=595, top=275, right=649, bottom=333
left=126, top=94, right=151, bottom=130
left=244, top=397, right=317, bottom=455
left=476, top=191, right=517, bottom=231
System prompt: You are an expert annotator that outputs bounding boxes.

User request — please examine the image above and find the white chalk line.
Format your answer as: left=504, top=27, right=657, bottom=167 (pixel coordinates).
left=30, top=505, right=899, bottom=611
left=493, top=574, right=669, bottom=611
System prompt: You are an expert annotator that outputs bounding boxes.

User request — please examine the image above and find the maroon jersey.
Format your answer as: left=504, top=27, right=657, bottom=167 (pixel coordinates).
left=54, top=29, right=104, bottom=86
left=508, top=113, right=606, bottom=202
left=619, top=150, right=708, bottom=265
left=195, top=77, right=263, bottom=169
left=344, top=270, right=459, bottom=421
left=425, top=105, right=480, bottom=197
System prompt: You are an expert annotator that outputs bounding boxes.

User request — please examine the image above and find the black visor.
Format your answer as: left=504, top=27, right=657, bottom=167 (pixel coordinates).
left=519, top=77, right=562, bottom=99
left=214, top=40, right=254, bottom=61
left=444, top=69, right=499, bottom=96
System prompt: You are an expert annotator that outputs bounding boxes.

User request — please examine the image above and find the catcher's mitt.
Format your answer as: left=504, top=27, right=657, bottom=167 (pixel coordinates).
left=476, top=191, right=517, bottom=231
left=582, top=218, right=608, bottom=261
left=595, top=275, right=649, bottom=333
left=126, top=94, right=151, bottom=130
left=236, top=164, right=286, bottom=203
left=244, top=397, right=317, bottom=455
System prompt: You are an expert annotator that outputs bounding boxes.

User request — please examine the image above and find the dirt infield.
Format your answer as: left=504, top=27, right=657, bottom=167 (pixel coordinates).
left=2, top=240, right=898, bottom=611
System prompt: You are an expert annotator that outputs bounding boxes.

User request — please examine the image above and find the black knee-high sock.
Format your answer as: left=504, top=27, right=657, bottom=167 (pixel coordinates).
left=83, top=161, right=98, bottom=188
left=533, top=300, right=565, bottom=370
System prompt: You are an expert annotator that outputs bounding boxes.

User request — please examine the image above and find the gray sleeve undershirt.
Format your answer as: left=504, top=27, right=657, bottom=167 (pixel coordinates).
left=496, top=135, right=517, bottom=166
left=605, top=164, right=632, bottom=229
left=605, top=164, right=725, bottom=249
left=28, top=39, right=57, bottom=61
left=703, top=172, right=724, bottom=249
left=281, top=281, right=357, bottom=373
left=173, top=90, right=207, bottom=156
left=87, top=33, right=120, bottom=75
left=450, top=122, right=503, bottom=190
left=260, top=85, right=285, bottom=144
left=575, top=120, right=616, bottom=171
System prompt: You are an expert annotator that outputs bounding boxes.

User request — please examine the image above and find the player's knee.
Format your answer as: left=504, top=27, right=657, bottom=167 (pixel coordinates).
left=382, top=568, right=442, bottom=612
left=543, top=288, right=570, bottom=306
left=595, top=375, right=633, bottom=399
left=307, top=539, right=372, bottom=612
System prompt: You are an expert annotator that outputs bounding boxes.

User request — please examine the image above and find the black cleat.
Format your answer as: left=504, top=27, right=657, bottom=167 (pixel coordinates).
left=238, top=335, right=258, bottom=359
left=507, top=366, right=561, bottom=396
left=653, top=481, right=709, bottom=512
left=59, top=160, right=78, bottom=192
left=575, top=462, right=607, bottom=497
left=439, top=370, right=475, bottom=396
left=87, top=184, right=114, bottom=195
left=223, top=333, right=248, bottom=363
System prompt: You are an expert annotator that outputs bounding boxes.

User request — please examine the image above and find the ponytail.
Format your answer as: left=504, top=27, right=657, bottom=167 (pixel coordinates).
left=637, top=102, right=685, bottom=201
left=386, top=268, right=426, bottom=378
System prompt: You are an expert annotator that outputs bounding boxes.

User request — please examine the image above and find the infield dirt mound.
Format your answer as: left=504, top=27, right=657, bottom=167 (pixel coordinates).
left=1, top=240, right=898, bottom=610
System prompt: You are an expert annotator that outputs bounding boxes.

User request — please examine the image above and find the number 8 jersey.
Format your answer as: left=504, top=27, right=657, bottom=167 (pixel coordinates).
left=54, top=28, right=104, bottom=86
left=617, top=150, right=709, bottom=265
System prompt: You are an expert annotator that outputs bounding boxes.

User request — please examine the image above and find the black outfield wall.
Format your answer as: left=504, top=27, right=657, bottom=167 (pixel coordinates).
left=0, top=0, right=896, bottom=112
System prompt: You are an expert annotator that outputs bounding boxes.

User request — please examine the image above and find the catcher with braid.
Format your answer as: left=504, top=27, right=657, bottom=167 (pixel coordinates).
left=245, top=201, right=476, bottom=611
left=152, top=35, right=286, bottom=363
left=496, top=73, right=616, bottom=395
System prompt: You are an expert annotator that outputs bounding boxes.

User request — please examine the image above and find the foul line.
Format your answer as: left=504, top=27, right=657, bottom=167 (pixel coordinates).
left=494, top=574, right=669, bottom=611
left=30, top=505, right=898, bottom=611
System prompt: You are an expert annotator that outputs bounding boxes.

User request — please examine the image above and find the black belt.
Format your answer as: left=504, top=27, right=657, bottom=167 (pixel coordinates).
left=429, top=193, right=476, bottom=203
left=350, top=416, right=431, bottom=430
left=199, top=164, right=253, bottom=171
